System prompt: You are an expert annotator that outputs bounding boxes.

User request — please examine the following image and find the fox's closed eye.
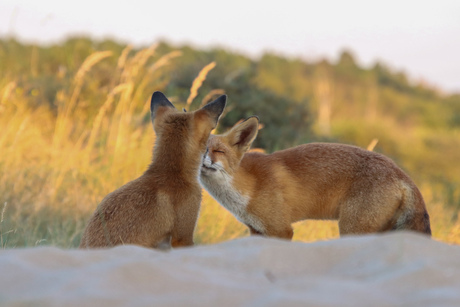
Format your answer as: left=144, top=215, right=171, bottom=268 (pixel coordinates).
left=213, top=150, right=225, bottom=154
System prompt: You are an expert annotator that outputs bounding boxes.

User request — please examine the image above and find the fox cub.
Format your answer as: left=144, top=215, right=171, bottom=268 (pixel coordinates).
left=80, top=91, right=226, bottom=249
left=199, top=117, right=431, bottom=239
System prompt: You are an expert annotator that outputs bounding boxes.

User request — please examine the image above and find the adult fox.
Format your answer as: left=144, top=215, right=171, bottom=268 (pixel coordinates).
left=80, top=91, right=226, bottom=249
left=199, top=117, right=431, bottom=239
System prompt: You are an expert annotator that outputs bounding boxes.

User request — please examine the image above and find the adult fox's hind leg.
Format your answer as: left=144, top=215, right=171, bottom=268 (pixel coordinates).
left=338, top=194, right=401, bottom=235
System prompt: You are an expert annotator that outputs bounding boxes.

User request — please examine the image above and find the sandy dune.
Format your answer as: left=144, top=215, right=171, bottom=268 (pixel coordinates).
left=1, top=232, right=459, bottom=306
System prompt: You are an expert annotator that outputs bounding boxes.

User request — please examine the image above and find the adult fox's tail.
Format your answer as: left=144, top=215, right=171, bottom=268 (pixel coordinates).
left=396, top=184, right=431, bottom=235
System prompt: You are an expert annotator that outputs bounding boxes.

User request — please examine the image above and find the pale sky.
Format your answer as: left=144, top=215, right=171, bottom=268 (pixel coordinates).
left=1, top=0, right=459, bottom=93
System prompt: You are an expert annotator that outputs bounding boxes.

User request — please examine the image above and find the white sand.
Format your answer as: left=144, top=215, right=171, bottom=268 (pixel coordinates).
left=1, top=231, right=459, bottom=306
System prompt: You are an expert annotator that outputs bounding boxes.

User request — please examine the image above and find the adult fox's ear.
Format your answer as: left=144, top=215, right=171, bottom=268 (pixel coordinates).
left=150, top=91, right=176, bottom=120
left=230, top=116, right=259, bottom=151
left=201, top=95, right=227, bottom=126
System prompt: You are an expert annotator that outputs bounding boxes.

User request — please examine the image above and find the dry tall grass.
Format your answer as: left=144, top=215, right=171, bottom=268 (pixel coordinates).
left=0, top=48, right=459, bottom=249
left=0, top=46, right=164, bottom=247
left=186, top=61, right=216, bottom=110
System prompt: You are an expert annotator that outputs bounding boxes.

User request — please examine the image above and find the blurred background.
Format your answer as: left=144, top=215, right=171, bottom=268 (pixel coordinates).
left=0, top=0, right=459, bottom=247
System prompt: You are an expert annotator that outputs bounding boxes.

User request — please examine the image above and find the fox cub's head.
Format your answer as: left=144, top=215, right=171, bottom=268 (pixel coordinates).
left=150, top=91, right=226, bottom=158
left=201, top=116, right=259, bottom=178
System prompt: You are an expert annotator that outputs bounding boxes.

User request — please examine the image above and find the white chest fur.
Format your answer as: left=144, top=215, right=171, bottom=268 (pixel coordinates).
left=199, top=159, right=265, bottom=233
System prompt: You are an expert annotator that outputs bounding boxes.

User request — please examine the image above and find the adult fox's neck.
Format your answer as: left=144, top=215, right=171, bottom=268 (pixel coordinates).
left=201, top=158, right=257, bottom=207
left=199, top=153, right=266, bottom=233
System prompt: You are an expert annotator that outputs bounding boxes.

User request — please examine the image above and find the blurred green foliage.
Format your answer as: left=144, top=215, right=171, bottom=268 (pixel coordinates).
left=1, top=36, right=459, bottom=209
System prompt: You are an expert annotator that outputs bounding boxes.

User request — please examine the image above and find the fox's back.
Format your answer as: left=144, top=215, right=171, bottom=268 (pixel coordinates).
left=279, top=143, right=406, bottom=178
left=244, top=143, right=410, bottom=185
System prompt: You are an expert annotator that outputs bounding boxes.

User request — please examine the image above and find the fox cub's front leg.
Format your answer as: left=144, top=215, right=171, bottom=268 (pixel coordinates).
left=171, top=200, right=200, bottom=247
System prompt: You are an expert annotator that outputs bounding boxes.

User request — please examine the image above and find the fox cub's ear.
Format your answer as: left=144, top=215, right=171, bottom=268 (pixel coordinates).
left=231, top=116, right=259, bottom=151
left=201, top=95, right=227, bottom=126
left=150, top=91, right=176, bottom=120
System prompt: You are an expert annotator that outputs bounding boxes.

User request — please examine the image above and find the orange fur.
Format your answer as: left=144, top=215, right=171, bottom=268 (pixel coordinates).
left=199, top=117, right=431, bottom=240
left=80, top=92, right=226, bottom=249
